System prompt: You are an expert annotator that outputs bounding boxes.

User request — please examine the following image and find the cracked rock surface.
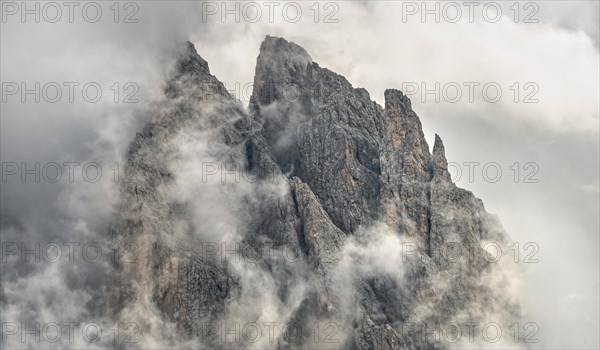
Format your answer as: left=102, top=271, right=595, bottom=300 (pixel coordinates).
left=112, top=36, right=519, bottom=349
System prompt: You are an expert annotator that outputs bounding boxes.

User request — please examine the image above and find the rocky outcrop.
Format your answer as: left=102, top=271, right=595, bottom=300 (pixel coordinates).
left=250, top=36, right=384, bottom=235
left=112, top=36, right=519, bottom=349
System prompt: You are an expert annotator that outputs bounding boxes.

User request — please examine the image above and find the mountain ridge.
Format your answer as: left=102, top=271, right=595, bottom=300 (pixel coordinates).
left=111, top=35, right=520, bottom=350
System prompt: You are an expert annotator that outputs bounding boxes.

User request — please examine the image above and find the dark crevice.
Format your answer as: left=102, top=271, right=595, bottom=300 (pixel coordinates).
left=426, top=184, right=432, bottom=257
left=244, top=139, right=256, bottom=172
left=290, top=184, right=308, bottom=257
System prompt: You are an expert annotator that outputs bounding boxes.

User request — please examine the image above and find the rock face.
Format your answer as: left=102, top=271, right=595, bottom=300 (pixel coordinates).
left=112, top=36, right=519, bottom=349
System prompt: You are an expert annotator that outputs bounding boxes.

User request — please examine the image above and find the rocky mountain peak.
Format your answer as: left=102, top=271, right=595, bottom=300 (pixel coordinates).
left=382, top=89, right=432, bottom=183
left=258, top=35, right=313, bottom=68
left=432, top=133, right=452, bottom=181
left=113, top=36, right=519, bottom=350
left=384, top=88, right=413, bottom=115
left=251, top=35, right=312, bottom=108
left=174, top=40, right=210, bottom=76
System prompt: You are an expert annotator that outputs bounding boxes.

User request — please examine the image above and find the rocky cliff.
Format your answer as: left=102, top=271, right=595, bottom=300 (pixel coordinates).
left=112, top=36, right=519, bottom=349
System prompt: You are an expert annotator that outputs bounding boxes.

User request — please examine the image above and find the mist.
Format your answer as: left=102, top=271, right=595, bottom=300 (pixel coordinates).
left=1, top=1, right=598, bottom=349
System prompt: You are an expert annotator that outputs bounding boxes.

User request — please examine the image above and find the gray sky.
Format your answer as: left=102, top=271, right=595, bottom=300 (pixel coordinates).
left=1, top=1, right=598, bottom=348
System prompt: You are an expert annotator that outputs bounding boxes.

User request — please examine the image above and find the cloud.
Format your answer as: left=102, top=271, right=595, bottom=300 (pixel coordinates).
left=1, top=1, right=598, bottom=348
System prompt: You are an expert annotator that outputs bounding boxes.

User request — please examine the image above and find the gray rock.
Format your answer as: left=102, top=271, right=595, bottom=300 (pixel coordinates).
left=112, top=36, right=519, bottom=350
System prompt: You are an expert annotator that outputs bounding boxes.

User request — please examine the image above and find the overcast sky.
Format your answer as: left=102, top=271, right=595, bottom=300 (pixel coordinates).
left=1, top=1, right=599, bottom=348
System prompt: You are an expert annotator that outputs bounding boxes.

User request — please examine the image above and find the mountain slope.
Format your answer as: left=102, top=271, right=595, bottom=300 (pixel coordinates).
left=112, top=36, right=519, bottom=349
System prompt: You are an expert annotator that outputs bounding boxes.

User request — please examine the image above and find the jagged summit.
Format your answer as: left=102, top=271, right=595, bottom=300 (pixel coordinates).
left=173, top=40, right=210, bottom=76
left=113, top=36, right=519, bottom=350
left=251, top=35, right=313, bottom=110
left=384, top=88, right=413, bottom=112
left=259, top=35, right=313, bottom=64
left=432, top=133, right=452, bottom=181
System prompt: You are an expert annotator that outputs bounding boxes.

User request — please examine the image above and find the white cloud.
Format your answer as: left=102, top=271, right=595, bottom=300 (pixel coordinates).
left=1, top=1, right=598, bottom=348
